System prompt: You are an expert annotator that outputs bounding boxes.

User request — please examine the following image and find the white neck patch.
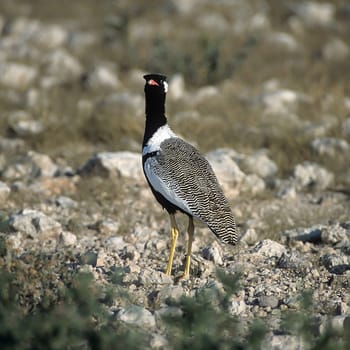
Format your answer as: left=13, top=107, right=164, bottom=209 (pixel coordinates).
left=163, top=81, right=168, bottom=93
left=143, top=124, right=176, bottom=155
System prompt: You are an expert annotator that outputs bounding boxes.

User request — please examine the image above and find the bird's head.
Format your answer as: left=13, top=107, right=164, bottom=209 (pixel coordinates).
left=144, top=74, right=168, bottom=95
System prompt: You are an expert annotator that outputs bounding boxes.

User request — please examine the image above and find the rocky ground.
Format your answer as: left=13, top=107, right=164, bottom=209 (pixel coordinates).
left=0, top=0, right=349, bottom=349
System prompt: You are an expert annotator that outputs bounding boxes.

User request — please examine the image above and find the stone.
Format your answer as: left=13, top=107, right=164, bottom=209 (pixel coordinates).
left=206, top=149, right=245, bottom=186
left=157, top=285, right=184, bottom=304
left=0, top=181, right=11, bottom=202
left=0, top=62, right=37, bottom=89
left=43, top=49, right=83, bottom=81
left=80, top=152, right=143, bottom=179
left=202, top=242, right=223, bottom=265
left=311, top=137, right=349, bottom=157
left=241, top=174, right=266, bottom=194
left=26, top=151, right=58, bottom=177
left=265, top=334, right=305, bottom=350
left=267, top=32, right=300, bottom=52
left=282, top=226, right=323, bottom=243
left=168, top=74, right=185, bottom=100
left=138, top=268, right=173, bottom=287
left=291, top=1, right=335, bottom=26
left=59, top=231, right=77, bottom=246
left=253, top=239, right=287, bottom=258
left=322, top=254, right=350, bottom=274
left=238, top=150, right=278, bottom=179
left=229, top=298, right=247, bottom=315
left=343, top=118, right=350, bottom=137
left=8, top=110, right=44, bottom=136
left=292, top=161, right=333, bottom=190
left=96, top=219, right=120, bottom=235
left=33, top=24, right=68, bottom=49
left=258, top=88, right=308, bottom=114
left=240, top=228, right=258, bottom=245
left=87, top=65, right=120, bottom=89
left=55, top=196, right=78, bottom=209
left=0, top=137, right=25, bottom=151
left=258, top=295, right=279, bottom=308
left=9, top=209, right=62, bottom=239
left=105, top=236, right=126, bottom=251
left=320, top=224, right=349, bottom=245
left=322, top=38, right=350, bottom=62
left=116, top=305, right=156, bottom=328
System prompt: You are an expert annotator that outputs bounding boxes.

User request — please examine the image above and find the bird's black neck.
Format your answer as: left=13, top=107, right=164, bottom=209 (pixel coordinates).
left=143, top=93, right=167, bottom=147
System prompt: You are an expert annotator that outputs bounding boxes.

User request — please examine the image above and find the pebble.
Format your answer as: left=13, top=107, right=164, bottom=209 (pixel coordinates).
left=258, top=295, right=279, bottom=309
left=138, top=268, right=173, bottom=287
left=253, top=239, right=287, bottom=258
left=80, top=151, right=143, bottom=179
left=238, top=150, right=278, bottom=179
left=206, top=149, right=245, bottom=186
left=117, top=305, right=156, bottom=328
left=292, top=161, right=333, bottom=190
left=9, top=208, right=62, bottom=239
left=311, top=137, right=350, bottom=157
left=86, top=65, right=120, bottom=89
left=202, top=242, right=223, bottom=265
left=0, top=181, right=11, bottom=202
left=59, top=231, right=77, bottom=246
left=0, top=62, right=38, bottom=89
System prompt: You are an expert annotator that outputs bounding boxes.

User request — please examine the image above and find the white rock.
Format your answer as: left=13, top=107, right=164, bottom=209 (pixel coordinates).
left=293, top=161, right=333, bottom=190
left=265, top=334, right=305, bottom=350
left=117, top=305, right=156, bottom=328
left=320, top=224, right=349, bottom=244
left=239, top=151, right=278, bottom=179
left=202, top=242, right=223, bottom=265
left=192, top=86, right=219, bottom=105
left=138, top=268, right=173, bottom=287
left=0, top=181, right=11, bottom=202
left=291, top=1, right=335, bottom=26
left=206, top=149, right=245, bottom=185
left=253, top=239, right=286, bottom=258
left=43, top=49, right=83, bottom=80
left=59, top=231, right=77, bottom=246
left=343, top=118, right=350, bottom=137
left=96, top=219, right=120, bottom=235
left=87, top=65, right=120, bottom=89
left=322, top=38, right=350, bottom=62
left=311, top=137, right=350, bottom=156
left=105, top=236, right=126, bottom=251
left=240, top=228, right=258, bottom=245
left=80, top=152, right=142, bottom=179
left=26, top=151, right=58, bottom=177
left=229, top=298, right=247, bottom=315
left=168, top=74, right=185, bottom=100
left=8, top=110, right=44, bottom=136
left=241, top=174, right=266, bottom=194
left=33, top=24, right=68, bottom=49
left=9, top=209, right=62, bottom=239
left=259, top=89, right=308, bottom=114
left=0, top=62, right=37, bottom=89
left=267, top=32, right=300, bottom=52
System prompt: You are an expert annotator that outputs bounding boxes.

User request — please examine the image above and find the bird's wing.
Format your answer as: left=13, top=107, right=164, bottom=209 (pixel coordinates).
left=144, top=137, right=238, bottom=244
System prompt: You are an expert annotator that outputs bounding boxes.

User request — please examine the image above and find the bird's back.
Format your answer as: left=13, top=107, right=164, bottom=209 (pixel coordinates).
left=146, top=137, right=238, bottom=245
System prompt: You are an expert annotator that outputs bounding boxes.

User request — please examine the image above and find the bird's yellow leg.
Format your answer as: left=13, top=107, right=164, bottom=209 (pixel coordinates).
left=182, top=216, right=194, bottom=279
left=166, top=214, right=179, bottom=276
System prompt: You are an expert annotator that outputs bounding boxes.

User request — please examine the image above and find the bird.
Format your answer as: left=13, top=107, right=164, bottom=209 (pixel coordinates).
left=142, top=73, right=238, bottom=279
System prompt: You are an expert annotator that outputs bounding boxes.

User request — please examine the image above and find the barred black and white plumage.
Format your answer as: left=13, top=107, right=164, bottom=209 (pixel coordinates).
left=142, top=73, right=239, bottom=278
left=143, top=137, right=238, bottom=245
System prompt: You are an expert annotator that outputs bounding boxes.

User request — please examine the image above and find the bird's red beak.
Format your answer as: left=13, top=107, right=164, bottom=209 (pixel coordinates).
left=148, top=79, right=160, bottom=86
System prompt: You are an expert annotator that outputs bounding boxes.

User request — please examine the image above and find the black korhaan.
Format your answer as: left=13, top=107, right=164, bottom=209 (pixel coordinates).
left=142, top=73, right=238, bottom=278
